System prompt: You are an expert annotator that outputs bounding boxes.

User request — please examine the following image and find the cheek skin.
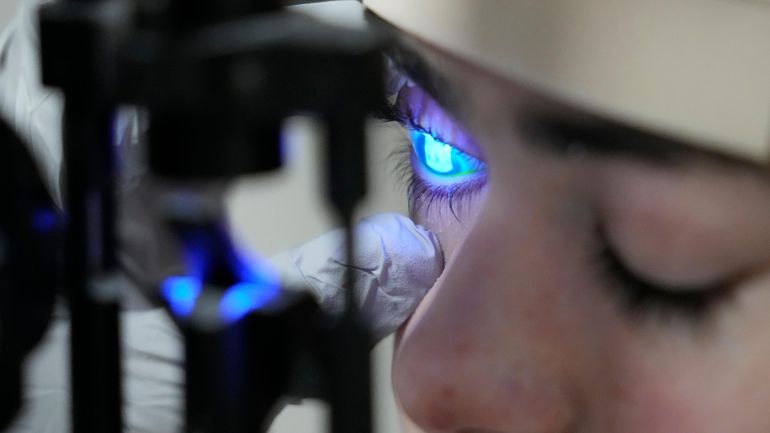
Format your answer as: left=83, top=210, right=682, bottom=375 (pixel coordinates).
left=394, top=183, right=590, bottom=433
left=411, top=188, right=489, bottom=261
left=592, top=271, right=770, bottom=433
left=394, top=193, right=487, bottom=432
left=412, top=212, right=467, bottom=262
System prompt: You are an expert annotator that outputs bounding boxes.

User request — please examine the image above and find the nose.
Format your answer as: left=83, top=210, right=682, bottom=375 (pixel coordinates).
left=392, top=211, right=578, bottom=433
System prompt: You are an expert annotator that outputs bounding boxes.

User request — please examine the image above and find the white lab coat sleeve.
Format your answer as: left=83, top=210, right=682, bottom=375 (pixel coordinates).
left=0, top=0, right=64, bottom=208
left=6, top=309, right=185, bottom=433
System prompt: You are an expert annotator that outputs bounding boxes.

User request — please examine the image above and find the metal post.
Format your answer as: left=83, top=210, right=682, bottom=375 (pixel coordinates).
left=39, top=1, right=128, bottom=430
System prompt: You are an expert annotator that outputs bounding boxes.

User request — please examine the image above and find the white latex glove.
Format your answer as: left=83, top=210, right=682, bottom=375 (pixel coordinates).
left=271, top=212, right=443, bottom=340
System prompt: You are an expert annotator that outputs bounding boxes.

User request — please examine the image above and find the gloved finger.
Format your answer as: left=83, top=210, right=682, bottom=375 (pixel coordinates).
left=269, top=212, right=444, bottom=341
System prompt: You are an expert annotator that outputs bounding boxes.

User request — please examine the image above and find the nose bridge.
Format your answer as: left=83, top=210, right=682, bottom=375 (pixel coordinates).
left=393, top=208, right=576, bottom=433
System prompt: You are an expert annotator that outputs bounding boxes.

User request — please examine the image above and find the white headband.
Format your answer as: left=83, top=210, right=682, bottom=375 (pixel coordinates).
left=364, top=0, right=770, bottom=163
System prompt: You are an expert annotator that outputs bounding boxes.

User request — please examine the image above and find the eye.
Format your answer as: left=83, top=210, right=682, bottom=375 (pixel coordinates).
left=402, top=109, right=487, bottom=217
left=376, top=68, right=488, bottom=215
left=410, top=129, right=485, bottom=180
left=594, top=230, right=733, bottom=325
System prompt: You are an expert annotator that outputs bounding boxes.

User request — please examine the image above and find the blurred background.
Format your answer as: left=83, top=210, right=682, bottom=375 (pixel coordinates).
left=0, top=1, right=410, bottom=431
left=226, top=120, right=409, bottom=433
left=0, top=1, right=18, bottom=29
left=227, top=117, right=409, bottom=433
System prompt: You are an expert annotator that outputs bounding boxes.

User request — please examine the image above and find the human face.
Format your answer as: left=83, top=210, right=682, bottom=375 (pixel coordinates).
left=383, top=34, right=770, bottom=433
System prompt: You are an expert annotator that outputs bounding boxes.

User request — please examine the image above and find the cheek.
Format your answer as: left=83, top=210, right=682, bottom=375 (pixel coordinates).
left=599, top=336, right=770, bottom=431
left=412, top=215, right=466, bottom=262
left=412, top=187, right=488, bottom=261
left=400, top=190, right=488, bottom=346
left=590, top=270, right=770, bottom=433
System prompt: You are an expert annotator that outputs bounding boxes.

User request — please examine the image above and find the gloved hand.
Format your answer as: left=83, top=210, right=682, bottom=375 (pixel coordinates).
left=119, top=181, right=444, bottom=336
left=271, top=212, right=443, bottom=340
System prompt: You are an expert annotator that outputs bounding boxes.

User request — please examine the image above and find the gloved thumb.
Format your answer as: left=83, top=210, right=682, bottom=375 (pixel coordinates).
left=269, top=212, right=443, bottom=341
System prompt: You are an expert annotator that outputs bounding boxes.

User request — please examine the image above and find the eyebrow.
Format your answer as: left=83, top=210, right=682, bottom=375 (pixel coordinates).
left=378, top=25, right=755, bottom=169
left=518, top=113, right=693, bottom=164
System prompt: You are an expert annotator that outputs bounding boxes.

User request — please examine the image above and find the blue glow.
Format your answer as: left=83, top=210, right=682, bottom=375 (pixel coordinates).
left=422, top=135, right=454, bottom=173
left=219, top=280, right=280, bottom=324
left=232, top=253, right=275, bottom=285
left=166, top=224, right=282, bottom=323
left=161, top=276, right=202, bottom=317
left=33, top=209, right=58, bottom=233
left=220, top=250, right=281, bottom=323
left=410, top=130, right=484, bottom=178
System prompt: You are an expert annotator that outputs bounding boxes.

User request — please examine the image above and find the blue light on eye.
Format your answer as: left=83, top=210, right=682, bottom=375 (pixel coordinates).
left=410, top=130, right=483, bottom=178
left=422, top=135, right=454, bottom=173
left=161, top=276, right=203, bottom=317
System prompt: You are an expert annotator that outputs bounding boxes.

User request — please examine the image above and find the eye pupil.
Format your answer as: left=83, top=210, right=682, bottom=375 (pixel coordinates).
left=411, top=129, right=467, bottom=176
left=409, top=129, right=485, bottom=181
left=422, top=134, right=455, bottom=174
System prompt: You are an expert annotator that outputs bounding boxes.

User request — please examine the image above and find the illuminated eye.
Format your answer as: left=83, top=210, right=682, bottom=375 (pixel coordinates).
left=410, top=129, right=485, bottom=178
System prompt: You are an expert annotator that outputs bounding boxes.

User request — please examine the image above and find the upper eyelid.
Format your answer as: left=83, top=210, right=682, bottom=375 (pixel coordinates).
left=387, top=77, right=487, bottom=161
left=393, top=103, right=486, bottom=166
left=410, top=129, right=486, bottom=171
left=403, top=116, right=456, bottom=149
left=378, top=87, right=486, bottom=174
left=383, top=47, right=459, bottom=115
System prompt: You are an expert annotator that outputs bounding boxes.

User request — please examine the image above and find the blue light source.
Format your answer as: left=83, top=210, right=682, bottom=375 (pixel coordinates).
left=219, top=280, right=280, bottom=324
left=33, top=209, right=58, bottom=233
left=180, top=231, right=212, bottom=281
left=220, top=249, right=281, bottom=323
left=163, top=224, right=282, bottom=324
left=161, top=276, right=203, bottom=317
